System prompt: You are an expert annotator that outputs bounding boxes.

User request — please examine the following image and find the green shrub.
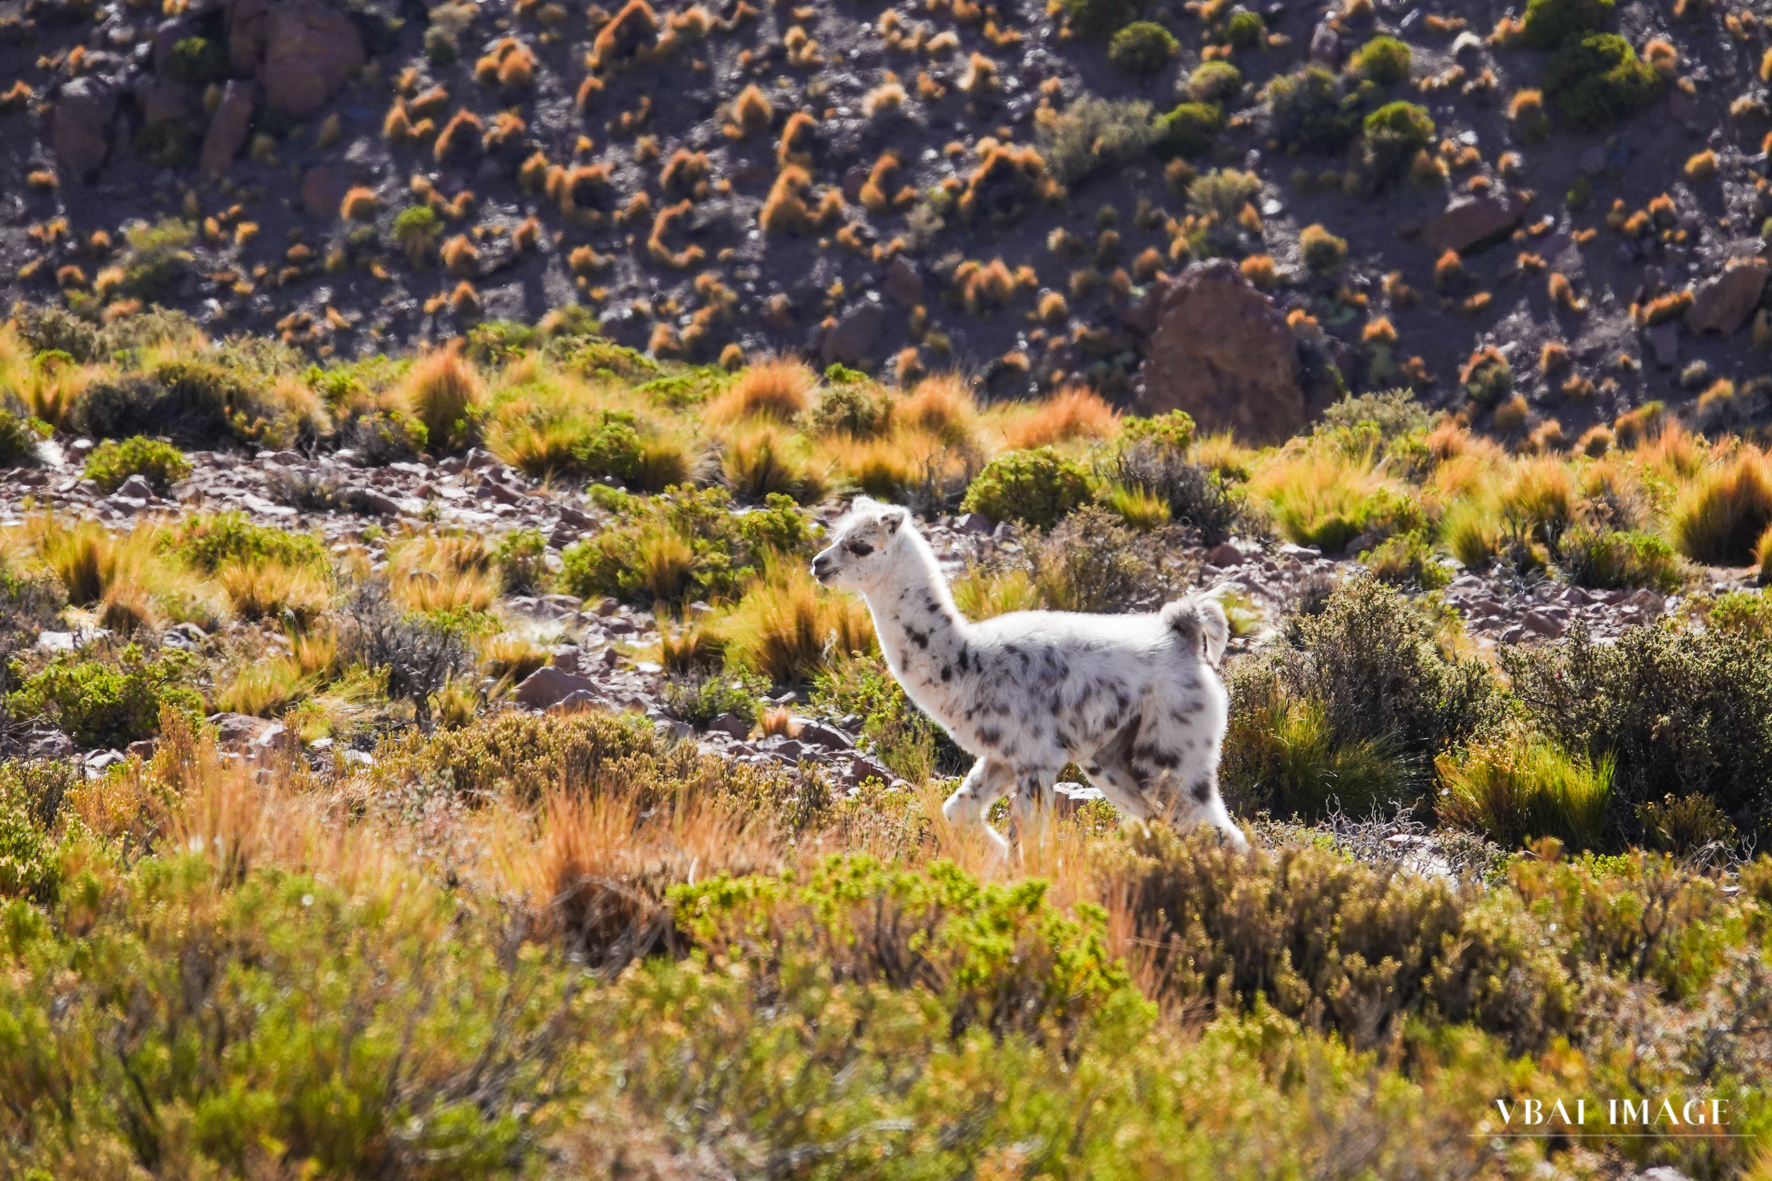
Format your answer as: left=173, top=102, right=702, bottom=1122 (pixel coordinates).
left=0, top=403, right=50, bottom=466
left=1437, top=734, right=1614, bottom=851
left=1120, top=410, right=1195, bottom=454
left=1705, top=589, right=1772, bottom=639
left=1558, top=526, right=1685, bottom=593
left=1637, top=792, right=1738, bottom=855
left=1462, top=351, right=1514, bottom=406
left=1223, top=8, right=1264, bottom=46
left=808, top=382, right=890, bottom=439
left=664, top=671, right=766, bottom=728
left=1543, top=33, right=1661, bottom=132
left=1186, top=60, right=1243, bottom=102
left=1353, top=35, right=1412, bottom=83
left=1521, top=0, right=1614, bottom=50
left=345, top=408, right=429, bottom=464
left=1503, top=620, right=1772, bottom=840
left=1362, top=101, right=1435, bottom=177
left=1037, top=96, right=1158, bottom=183
left=1362, top=531, right=1450, bottom=589
left=1108, top=21, right=1178, bottom=75
left=82, top=436, right=191, bottom=494
left=961, top=447, right=1094, bottom=529
left=1221, top=668, right=1415, bottom=818
left=163, top=34, right=229, bottom=84
left=8, top=645, right=202, bottom=748
left=1024, top=505, right=1172, bottom=612
left=1109, top=439, right=1245, bottom=545
left=1266, top=66, right=1360, bottom=152
left=1230, top=575, right=1496, bottom=794
left=120, top=217, right=195, bottom=298
left=0, top=853, right=578, bottom=1178
left=559, top=487, right=807, bottom=606
left=1153, top=100, right=1223, bottom=157
left=170, top=512, right=327, bottom=572
left=1314, top=389, right=1434, bottom=452
left=494, top=528, right=548, bottom=592
left=1298, top=223, right=1348, bottom=273
left=0, top=766, right=71, bottom=902
left=811, top=652, right=969, bottom=782
left=1059, top=0, right=1136, bottom=38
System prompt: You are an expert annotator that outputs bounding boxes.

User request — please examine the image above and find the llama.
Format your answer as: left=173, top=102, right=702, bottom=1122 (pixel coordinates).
left=811, top=497, right=1247, bottom=856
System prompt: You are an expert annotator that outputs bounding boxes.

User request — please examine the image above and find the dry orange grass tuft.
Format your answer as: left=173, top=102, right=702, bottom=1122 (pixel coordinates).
left=707, top=358, right=816, bottom=423
left=895, top=374, right=978, bottom=445
left=1004, top=386, right=1118, bottom=449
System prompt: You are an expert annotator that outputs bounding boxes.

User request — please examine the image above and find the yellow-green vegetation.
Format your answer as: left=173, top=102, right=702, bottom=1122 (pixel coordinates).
left=2, top=706, right=1772, bottom=1177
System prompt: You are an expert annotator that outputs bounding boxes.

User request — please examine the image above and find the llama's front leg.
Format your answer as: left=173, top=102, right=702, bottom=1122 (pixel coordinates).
left=943, top=758, right=1015, bottom=857
left=1006, top=768, right=1061, bottom=851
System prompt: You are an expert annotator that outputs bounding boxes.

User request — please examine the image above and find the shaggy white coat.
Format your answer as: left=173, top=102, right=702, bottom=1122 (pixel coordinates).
left=811, top=497, right=1247, bottom=856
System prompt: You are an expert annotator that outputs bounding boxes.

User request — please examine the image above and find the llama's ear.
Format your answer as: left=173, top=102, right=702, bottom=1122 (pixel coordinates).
left=881, top=506, right=908, bottom=534
left=1197, top=599, right=1230, bottom=668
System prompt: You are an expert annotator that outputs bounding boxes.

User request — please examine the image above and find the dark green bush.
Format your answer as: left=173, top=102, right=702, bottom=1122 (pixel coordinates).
left=1362, top=531, right=1451, bottom=589
left=1059, top=0, right=1136, bottom=38
left=1558, top=526, right=1685, bottom=593
left=1186, top=60, right=1243, bottom=102
left=1353, top=35, right=1412, bottom=83
left=1543, top=33, right=1661, bottom=132
left=1022, top=505, right=1180, bottom=613
left=1223, top=8, right=1264, bottom=47
left=82, top=436, right=191, bottom=494
left=811, top=652, right=969, bottom=782
left=1154, top=100, right=1223, bottom=157
left=8, top=645, right=202, bottom=748
left=1224, top=576, right=1496, bottom=815
left=1266, top=66, right=1360, bottom=152
left=1503, top=620, right=1772, bottom=841
left=961, top=447, right=1094, bottom=529
left=1108, top=20, right=1178, bottom=75
left=1521, top=0, right=1614, bottom=50
left=170, top=512, right=327, bottom=572
left=1109, top=439, right=1245, bottom=545
left=0, top=403, right=50, bottom=466
left=1120, top=409, right=1197, bottom=453
left=1362, top=101, right=1435, bottom=177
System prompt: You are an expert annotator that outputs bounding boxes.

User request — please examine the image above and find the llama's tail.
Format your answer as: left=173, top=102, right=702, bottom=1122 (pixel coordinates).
left=1161, top=595, right=1229, bottom=668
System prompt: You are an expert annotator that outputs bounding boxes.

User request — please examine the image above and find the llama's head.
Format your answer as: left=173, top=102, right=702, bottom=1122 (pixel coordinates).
left=811, top=496, right=912, bottom=592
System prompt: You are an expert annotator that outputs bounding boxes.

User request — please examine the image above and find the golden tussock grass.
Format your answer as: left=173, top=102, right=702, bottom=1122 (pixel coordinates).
left=708, top=357, right=816, bottom=423
left=722, top=558, right=875, bottom=684
left=894, top=373, right=978, bottom=445
left=395, top=347, right=484, bottom=451
left=1001, top=386, right=1118, bottom=450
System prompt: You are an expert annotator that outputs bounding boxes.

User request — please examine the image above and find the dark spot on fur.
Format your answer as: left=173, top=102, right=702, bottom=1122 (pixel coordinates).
left=1134, top=744, right=1181, bottom=770
left=980, top=726, right=1002, bottom=746
left=1190, top=778, right=1212, bottom=804
left=940, top=664, right=952, bottom=682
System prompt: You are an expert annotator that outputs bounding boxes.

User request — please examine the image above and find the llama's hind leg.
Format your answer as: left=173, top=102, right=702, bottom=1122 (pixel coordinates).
left=1150, top=767, right=1249, bottom=851
left=943, top=757, right=1016, bottom=857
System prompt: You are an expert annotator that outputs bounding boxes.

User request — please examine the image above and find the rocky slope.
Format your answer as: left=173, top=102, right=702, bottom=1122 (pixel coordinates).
left=3, top=0, right=1772, bottom=441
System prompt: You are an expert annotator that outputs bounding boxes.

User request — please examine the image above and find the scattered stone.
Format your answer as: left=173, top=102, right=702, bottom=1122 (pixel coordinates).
left=885, top=256, right=925, bottom=305
left=514, top=665, right=599, bottom=709
left=1424, top=193, right=1527, bottom=255
left=1206, top=541, right=1246, bottom=567
left=1645, top=322, right=1680, bottom=368
left=821, top=297, right=886, bottom=365
left=1685, top=259, right=1770, bottom=335
left=211, top=712, right=291, bottom=753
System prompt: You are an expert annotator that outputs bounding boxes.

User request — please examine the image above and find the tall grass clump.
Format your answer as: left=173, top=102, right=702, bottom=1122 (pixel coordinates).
left=1250, top=447, right=1408, bottom=555
left=721, top=558, right=875, bottom=685
left=396, top=348, right=485, bottom=453
left=1437, top=734, right=1614, bottom=850
left=1671, top=447, right=1772, bottom=566
left=707, top=357, right=816, bottom=423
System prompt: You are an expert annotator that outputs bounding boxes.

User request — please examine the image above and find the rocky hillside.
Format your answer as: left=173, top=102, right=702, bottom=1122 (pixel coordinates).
left=4, top=0, right=1772, bottom=440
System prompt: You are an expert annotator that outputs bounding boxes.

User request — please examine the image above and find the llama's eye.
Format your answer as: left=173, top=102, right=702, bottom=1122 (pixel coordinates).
left=847, top=541, right=874, bottom=556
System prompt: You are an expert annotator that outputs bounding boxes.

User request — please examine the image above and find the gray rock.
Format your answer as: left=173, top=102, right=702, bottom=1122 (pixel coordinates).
left=200, top=79, right=257, bottom=173
left=114, top=473, right=158, bottom=501
left=954, top=511, right=995, bottom=535
left=343, top=486, right=401, bottom=516
left=210, top=712, right=290, bottom=752
left=821, top=298, right=887, bottom=366
left=797, top=721, right=855, bottom=750
left=53, top=77, right=118, bottom=182
left=707, top=712, right=751, bottom=739
left=1645, top=322, right=1680, bottom=368
left=25, top=728, right=74, bottom=759
left=1206, top=541, right=1246, bottom=567
left=514, top=665, right=599, bottom=709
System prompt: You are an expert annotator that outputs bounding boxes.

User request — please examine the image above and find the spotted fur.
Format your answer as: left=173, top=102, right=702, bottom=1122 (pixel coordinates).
left=812, top=497, right=1248, bottom=858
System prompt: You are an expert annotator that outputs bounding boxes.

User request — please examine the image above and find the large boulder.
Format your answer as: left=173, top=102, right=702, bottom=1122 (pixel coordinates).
left=199, top=79, right=257, bottom=173
left=1126, top=260, right=1305, bottom=443
left=1424, top=193, right=1527, bottom=255
left=261, top=0, right=365, bottom=117
left=52, top=77, right=118, bottom=182
left=1685, top=258, right=1770, bottom=335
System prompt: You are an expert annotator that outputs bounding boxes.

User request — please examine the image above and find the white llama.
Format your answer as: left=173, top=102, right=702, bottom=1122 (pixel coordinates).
left=811, top=497, right=1248, bottom=856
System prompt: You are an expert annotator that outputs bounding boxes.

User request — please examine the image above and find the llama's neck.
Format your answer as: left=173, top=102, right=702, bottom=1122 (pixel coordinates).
left=862, top=533, right=972, bottom=709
